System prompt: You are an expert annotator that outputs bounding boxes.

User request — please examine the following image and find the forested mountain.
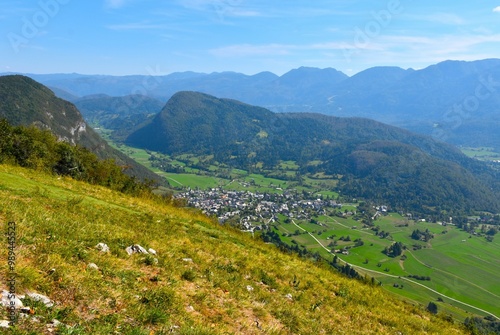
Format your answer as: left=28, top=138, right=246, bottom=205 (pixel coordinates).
left=0, top=75, right=163, bottom=183
left=13, top=59, right=500, bottom=149
left=126, top=91, right=500, bottom=214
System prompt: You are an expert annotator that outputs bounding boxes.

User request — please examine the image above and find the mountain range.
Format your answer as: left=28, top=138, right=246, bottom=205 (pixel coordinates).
left=7, top=59, right=500, bottom=150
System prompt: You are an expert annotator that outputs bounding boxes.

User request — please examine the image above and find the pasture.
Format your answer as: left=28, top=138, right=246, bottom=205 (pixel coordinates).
left=274, top=212, right=500, bottom=319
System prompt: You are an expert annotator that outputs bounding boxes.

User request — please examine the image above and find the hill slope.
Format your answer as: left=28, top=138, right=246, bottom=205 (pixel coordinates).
left=126, top=91, right=500, bottom=214
left=0, top=164, right=468, bottom=334
left=0, top=75, right=163, bottom=183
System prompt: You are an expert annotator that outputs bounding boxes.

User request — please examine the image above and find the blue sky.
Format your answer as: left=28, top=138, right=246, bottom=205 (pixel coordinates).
left=1, top=0, right=500, bottom=76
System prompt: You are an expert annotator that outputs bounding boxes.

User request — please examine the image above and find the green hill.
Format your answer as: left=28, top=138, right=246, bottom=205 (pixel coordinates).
left=0, top=75, right=163, bottom=184
left=0, top=163, right=469, bottom=334
left=126, top=91, right=500, bottom=215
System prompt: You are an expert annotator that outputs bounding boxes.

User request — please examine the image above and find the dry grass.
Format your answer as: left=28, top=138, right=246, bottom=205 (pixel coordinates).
left=0, top=164, right=468, bottom=334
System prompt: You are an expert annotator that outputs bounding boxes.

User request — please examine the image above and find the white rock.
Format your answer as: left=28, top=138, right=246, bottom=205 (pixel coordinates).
left=148, top=248, right=157, bottom=255
left=285, top=293, right=293, bottom=301
left=27, top=292, right=53, bottom=307
left=182, top=258, right=193, bottom=263
left=1, top=290, right=23, bottom=308
left=50, top=319, right=63, bottom=326
left=125, top=244, right=149, bottom=255
left=0, top=320, right=10, bottom=328
left=95, top=243, right=110, bottom=253
left=186, top=305, right=195, bottom=312
left=246, top=285, right=254, bottom=292
left=47, top=318, right=68, bottom=330
left=87, top=263, right=99, bottom=270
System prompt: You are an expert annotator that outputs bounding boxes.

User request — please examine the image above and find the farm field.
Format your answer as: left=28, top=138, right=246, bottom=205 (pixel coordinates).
left=461, top=146, right=500, bottom=161
left=273, top=212, right=500, bottom=319
left=99, top=132, right=340, bottom=195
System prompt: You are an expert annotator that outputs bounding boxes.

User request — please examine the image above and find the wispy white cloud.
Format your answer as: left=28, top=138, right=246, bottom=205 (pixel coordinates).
left=210, top=32, right=500, bottom=65
left=494, top=6, right=500, bottom=13
left=107, top=22, right=168, bottom=31
left=336, top=33, right=500, bottom=71
left=423, top=13, right=466, bottom=25
left=105, top=0, right=130, bottom=9
left=379, top=34, right=500, bottom=54
left=210, top=43, right=293, bottom=57
left=404, top=13, right=466, bottom=25
left=177, top=0, right=266, bottom=19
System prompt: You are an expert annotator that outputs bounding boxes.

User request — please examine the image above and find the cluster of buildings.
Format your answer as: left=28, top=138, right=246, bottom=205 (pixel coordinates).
left=175, top=187, right=343, bottom=231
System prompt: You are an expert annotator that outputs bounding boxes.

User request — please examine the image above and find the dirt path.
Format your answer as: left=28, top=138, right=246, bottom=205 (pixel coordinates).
left=166, top=177, right=183, bottom=186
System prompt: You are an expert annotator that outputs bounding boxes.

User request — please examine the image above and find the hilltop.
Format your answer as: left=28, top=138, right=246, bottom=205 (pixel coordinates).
left=0, top=163, right=468, bottom=334
left=125, top=91, right=500, bottom=215
left=0, top=75, right=163, bottom=184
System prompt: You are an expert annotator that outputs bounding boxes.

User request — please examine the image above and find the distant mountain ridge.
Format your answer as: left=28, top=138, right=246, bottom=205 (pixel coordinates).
left=126, top=91, right=500, bottom=214
left=0, top=75, right=163, bottom=183
left=7, top=58, right=500, bottom=149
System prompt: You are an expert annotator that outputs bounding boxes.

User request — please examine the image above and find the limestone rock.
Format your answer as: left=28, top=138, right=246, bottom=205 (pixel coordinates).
left=27, top=292, right=53, bottom=307
left=87, top=263, right=99, bottom=270
left=1, top=290, right=23, bottom=309
left=95, top=243, right=110, bottom=253
left=125, top=244, right=149, bottom=255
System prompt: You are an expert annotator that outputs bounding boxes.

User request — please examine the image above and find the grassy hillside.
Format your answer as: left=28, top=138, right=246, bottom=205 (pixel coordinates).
left=0, top=164, right=468, bottom=334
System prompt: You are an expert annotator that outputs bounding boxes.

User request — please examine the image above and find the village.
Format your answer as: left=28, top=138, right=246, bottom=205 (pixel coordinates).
left=174, top=187, right=344, bottom=231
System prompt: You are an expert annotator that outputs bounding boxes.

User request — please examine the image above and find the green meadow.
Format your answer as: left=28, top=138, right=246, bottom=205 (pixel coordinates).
left=273, top=212, right=500, bottom=320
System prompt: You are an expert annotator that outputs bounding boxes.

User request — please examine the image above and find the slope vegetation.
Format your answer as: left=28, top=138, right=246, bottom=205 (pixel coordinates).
left=0, top=163, right=467, bottom=334
left=0, top=75, right=162, bottom=183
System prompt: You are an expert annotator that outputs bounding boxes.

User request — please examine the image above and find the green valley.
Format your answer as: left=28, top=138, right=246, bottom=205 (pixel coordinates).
left=103, top=136, right=500, bottom=323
